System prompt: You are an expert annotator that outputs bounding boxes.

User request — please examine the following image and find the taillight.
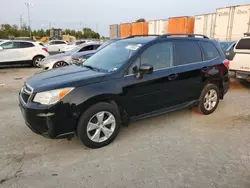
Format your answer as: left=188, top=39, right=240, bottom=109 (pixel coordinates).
left=223, top=59, right=230, bottom=69
left=42, top=48, right=48, bottom=53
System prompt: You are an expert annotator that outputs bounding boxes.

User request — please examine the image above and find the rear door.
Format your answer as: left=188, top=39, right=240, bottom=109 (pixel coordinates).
left=16, top=42, right=35, bottom=61
left=173, top=39, right=205, bottom=102
left=230, top=38, right=250, bottom=72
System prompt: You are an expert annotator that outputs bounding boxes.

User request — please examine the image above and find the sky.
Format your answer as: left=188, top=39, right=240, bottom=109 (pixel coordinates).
left=0, top=0, right=249, bottom=36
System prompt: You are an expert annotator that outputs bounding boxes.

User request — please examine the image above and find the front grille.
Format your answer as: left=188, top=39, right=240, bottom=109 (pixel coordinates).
left=21, top=92, right=30, bottom=103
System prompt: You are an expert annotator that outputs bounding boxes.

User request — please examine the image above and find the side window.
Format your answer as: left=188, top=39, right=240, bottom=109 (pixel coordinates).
left=19, top=42, right=34, bottom=48
left=141, top=42, right=173, bottom=70
left=235, top=38, right=250, bottom=50
left=1, top=42, right=14, bottom=49
left=199, top=41, right=220, bottom=60
left=175, top=41, right=202, bottom=65
left=80, top=45, right=94, bottom=52
left=49, top=41, right=55, bottom=45
left=94, top=45, right=101, bottom=50
left=54, top=41, right=65, bottom=44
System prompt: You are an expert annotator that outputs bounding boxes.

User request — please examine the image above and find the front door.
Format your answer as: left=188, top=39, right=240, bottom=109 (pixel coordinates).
left=0, top=41, right=20, bottom=64
left=122, top=41, right=182, bottom=117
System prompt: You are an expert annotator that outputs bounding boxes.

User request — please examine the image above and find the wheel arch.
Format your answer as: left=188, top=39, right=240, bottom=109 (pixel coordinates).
left=75, top=94, right=128, bottom=130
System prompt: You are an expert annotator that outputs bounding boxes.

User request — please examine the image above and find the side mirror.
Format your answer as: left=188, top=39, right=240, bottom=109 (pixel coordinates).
left=0, top=46, right=3, bottom=51
left=136, top=64, right=153, bottom=79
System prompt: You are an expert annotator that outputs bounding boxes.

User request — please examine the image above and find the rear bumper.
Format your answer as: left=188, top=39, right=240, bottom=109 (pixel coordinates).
left=229, top=70, right=250, bottom=80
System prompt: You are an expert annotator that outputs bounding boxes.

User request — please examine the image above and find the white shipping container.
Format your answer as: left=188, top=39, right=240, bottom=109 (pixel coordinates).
left=148, top=20, right=168, bottom=35
left=194, top=13, right=215, bottom=38
left=231, top=5, right=250, bottom=41
left=214, top=4, right=250, bottom=41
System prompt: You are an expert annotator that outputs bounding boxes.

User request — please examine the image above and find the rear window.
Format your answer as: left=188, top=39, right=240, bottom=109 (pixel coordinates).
left=19, top=42, right=34, bottom=48
left=199, top=41, right=220, bottom=60
left=175, top=41, right=202, bottom=65
left=235, top=38, right=250, bottom=50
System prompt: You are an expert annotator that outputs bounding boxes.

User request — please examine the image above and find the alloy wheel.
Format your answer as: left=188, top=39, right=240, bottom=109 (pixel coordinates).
left=204, top=89, right=218, bottom=111
left=86, top=111, right=116, bottom=143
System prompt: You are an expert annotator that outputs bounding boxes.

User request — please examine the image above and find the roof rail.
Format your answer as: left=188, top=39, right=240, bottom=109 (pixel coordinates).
left=158, top=33, right=209, bottom=39
left=244, top=33, right=250, bottom=36
left=125, top=35, right=160, bottom=39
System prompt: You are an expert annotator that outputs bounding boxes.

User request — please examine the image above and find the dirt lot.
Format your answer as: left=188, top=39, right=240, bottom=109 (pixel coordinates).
left=0, top=68, right=250, bottom=188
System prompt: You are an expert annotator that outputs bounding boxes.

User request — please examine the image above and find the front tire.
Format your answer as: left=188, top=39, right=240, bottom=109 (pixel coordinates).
left=77, top=102, right=121, bottom=148
left=198, top=84, right=220, bottom=115
left=53, top=61, right=68, bottom=68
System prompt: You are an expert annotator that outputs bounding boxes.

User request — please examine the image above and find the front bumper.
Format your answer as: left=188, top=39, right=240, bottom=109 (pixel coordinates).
left=19, top=93, right=76, bottom=139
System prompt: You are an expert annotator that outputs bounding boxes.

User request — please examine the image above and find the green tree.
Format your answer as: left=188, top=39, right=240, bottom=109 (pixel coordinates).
left=135, top=18, right=146, bottom=22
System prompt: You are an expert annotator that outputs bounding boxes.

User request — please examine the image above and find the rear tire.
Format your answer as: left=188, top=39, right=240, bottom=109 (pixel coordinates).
left=32, top=56, right=44, bottom=67
left=77, top=102, right=121, bottom=148
left=198, top=84, right=220, bottom=115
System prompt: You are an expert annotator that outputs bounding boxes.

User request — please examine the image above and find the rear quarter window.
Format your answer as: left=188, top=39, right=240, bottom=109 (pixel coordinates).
left=235, top=38, right=250, bottom=50
left=19, top=42, right=34, bottom=48
left=199, top=41, right=220, bottom=60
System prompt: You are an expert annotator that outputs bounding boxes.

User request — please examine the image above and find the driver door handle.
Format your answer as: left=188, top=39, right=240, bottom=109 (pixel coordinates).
left=168, top=73, right=178, bottom=81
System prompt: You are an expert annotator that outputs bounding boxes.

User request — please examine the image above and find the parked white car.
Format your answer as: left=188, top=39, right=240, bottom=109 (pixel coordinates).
left=0, top=40, right=49, bottom=67
left=39, top=43, right=101, bottom=70
left=45, top=40, right=68, bottom=54
left=229, top=34, right=250, bottom=81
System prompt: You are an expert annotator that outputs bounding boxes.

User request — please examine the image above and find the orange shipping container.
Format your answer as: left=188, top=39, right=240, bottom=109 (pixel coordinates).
left=131, top=22, right=149, bottom=36
left=120, top=23, right=132, bottom=38
left=168, top=16, right=194, bottom=34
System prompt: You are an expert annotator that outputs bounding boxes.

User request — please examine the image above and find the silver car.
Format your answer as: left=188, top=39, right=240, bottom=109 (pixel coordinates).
left=39, top=43, right=101, bottom=70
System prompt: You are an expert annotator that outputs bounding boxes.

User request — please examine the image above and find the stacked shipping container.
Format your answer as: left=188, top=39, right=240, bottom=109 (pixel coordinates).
left=109, top=3, right=250, bottom=41
left=120, top=23, right=132, bottom=38
left=131, top=22, right=148, bottom=36
left=214, top=4, right=250, bottom=41
left=168, top=17, right=195, bottom=34
left=109, top=25, right=120, bottom=39
left=194, top=13, right=216, bottom=38
left=148, top=20, right=169, bottom=35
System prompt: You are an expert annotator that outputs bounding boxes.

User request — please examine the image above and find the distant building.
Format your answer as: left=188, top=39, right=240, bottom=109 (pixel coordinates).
left=50, top=28, right=62, bottom=40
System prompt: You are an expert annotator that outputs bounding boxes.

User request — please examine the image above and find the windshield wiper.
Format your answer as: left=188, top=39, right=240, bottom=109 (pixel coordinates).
left=83, top=65, right=100, bottom=72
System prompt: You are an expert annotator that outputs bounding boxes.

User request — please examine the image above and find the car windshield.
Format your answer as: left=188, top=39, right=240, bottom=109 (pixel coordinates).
left=83, top=41, right=142, bottom=72
left=65, top=46, right=81, bottom=55
left=220, top=42, right=233, bottom=51
left=97, top=39, right=118, bottom=51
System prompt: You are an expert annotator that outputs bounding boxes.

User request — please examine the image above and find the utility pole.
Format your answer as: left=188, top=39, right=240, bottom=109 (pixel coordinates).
left=25, top=2, right=32, bottom=39
left=20, top=15, right=23, bottom=29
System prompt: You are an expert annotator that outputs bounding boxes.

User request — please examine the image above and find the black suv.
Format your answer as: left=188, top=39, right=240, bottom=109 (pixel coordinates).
left=19, top=34, right=230, bottom=148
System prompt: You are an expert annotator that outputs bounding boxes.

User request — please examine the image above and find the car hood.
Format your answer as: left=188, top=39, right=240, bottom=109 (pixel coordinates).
left=26, top=64, right=106, bottom=92
left=72, top=50, right=97, bottom=58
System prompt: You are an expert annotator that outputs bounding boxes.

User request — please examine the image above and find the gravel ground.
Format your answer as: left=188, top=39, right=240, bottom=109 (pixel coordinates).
left=0, top=68, right=250, bottom=188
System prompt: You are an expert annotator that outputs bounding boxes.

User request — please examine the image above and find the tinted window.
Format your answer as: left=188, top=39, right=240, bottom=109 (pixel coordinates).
left=94, top=44, right=101, bottom=50
left=19, top=42, right=34, bottom=48
left=199, top=41, right=220, bottom=60
left=39, top=43, right=45, bottom=47
left=54, top=41, right=66, bottom=44
left=141, top=42, right=173, bottom=70
left=235, top=38, right=250, bottom=50
left=175, top=41, right=202, bottom=65
left=75, top=41, right=86, bottom=45
left=80, top=45, right=94, bottom=52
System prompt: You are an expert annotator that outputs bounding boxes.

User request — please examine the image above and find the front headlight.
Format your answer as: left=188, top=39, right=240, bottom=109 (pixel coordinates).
left=33, top=87, right=74, bottom=105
